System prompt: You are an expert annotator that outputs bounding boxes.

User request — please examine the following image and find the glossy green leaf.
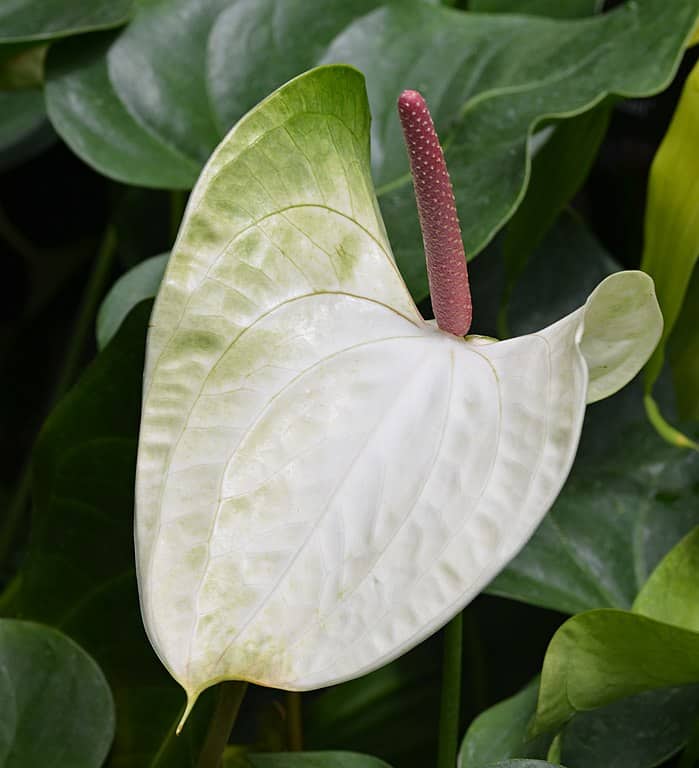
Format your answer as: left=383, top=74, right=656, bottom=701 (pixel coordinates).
left=469, top=0, right=601, bottom=18
left=500, top=107, right=611, bottom=335
left=0, top=89, right=52, bottom=171
left=0, top=619, right=114, bottom=767
left=460, top=674, right=699, bottom=768
left=488, top=420, right=699, bottom=614
left=482, top=762, right=561, bottom=768
left=533, top=609, right=699, bottom=736
left=670, top=267, right=699, bottom=420
left=135, top=64, right=661, bottom=722
left=17, top=304, right=215, bottom=766
left=632, top=526, right=699, bottom=630
left=96, top=252, right=169, bottom=350
left=234, top=753, right=393, bottom=768
left=641, top=59, right=699, bottom=447
left=533, top=527, right=699, bottom=735
left=44, top=0, right=699, bottom=298
left=0, top=0, right=133, bottom=43
left=459, top=678, right=551, bottom=767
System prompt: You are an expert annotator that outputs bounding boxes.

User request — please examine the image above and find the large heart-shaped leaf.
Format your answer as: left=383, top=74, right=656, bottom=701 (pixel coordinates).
left=44, top=0, right=699, bottom=298
left=0, top=619, right=115, bottom=767
left=0, top=0, right=134, bottom=43
left=135, top=65, right=661, bottom=720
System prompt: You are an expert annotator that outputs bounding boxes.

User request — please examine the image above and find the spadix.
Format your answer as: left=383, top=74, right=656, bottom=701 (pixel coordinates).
left=135, top=65, right=662, bottom=724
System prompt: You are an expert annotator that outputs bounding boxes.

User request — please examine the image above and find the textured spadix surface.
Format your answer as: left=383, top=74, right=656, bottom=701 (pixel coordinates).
left=135, top=66, right=662, bottom=713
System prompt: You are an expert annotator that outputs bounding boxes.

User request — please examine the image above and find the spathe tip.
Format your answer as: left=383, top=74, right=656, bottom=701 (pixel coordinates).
left=176, top=691, right=199, bottom=735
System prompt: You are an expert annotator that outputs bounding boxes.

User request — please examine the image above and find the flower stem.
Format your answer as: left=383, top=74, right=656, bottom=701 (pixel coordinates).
left=286, top=691, right=303, bottom=751
left=437, top=611, right=463, bottom=768
left=197, top=681, right=247, bottom=768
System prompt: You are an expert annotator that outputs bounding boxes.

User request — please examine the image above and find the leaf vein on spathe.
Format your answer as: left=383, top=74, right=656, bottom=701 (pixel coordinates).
left=146, top=201, right=396, bottom=392
left=281, top=350, right=457, bottom=659
left=197, top=344, right=433, bottom=676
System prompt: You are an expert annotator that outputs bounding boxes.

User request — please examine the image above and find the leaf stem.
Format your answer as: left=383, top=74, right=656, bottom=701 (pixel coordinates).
left=197, top=681, right=247, bottom=768
left=286, top=691, right=303, bottom=751
left=437, top=611, right=463, bottom=768
left=0, top=226, right=117, bottom=570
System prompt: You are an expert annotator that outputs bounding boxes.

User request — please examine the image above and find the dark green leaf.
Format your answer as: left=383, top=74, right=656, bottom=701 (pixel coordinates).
left=461, top=674, right=699, bottom=768
left=459, top=679, right=551, bottom=767
left=500, top=107, right=611, bottom=335
left=469, top=0, right=601, bottom=16
left=0, top=0, right=134, bottom=43
left=237, top=754, right=394, bottom=768
left=0, top=90, right=54, bottom=171
left=0, top=619, right=114, bottom=767
left=44, top=0, right=699, bottom=298
left=96, top=253, right=169, bottom=349
left=16, top=304, right=215, bottom=767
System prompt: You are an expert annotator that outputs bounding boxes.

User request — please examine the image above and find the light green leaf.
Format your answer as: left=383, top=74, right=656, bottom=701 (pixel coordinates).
left=469, top=0, right=601, bottom=18
left=0, top=619, right=115, bottom=767
left=533, top=526, right=699, bottom=735
left=633, top=526, right=699, bottom=631
left=669, top=267, right=699, bottom=419
left=641, top=59, right=699, bottom=447
left=17, top=304, right=215, bottom=766
left=135, top=65, right=661, bottom=721
left=44, top=0, right=699, bottom=297
left=460, top=674, right=699, bottom=768
left=533, top=609, right=699, bottom=736
left=96, top=253, right=169, bottom=350
left=0, top=0, right=133, bottom=43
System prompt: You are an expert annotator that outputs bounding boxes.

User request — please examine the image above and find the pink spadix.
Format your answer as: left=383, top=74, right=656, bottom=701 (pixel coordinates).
left=398, top=90, right=472, bottom=336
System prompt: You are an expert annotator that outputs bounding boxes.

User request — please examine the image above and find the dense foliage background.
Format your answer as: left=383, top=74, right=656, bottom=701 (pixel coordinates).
left=1, top=1, right=699, bottom=767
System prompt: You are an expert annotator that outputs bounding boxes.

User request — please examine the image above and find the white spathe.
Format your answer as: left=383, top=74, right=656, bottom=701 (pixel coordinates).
left=134, top=66, right=662, bottom=720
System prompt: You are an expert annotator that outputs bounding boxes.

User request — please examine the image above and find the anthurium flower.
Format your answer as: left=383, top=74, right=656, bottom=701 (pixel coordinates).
left=135, top=65, right=662, bottom=726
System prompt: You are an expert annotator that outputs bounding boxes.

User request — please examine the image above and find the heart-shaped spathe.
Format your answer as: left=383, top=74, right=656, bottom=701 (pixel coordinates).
left=135, top=65, right=662, bottom=719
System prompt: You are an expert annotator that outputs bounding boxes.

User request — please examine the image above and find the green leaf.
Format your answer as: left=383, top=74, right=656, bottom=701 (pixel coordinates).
left=134, top=63, right=661, bottom=715
left=235, top=754, right=394, bottom=768
left=488, top=420, right=699, bottom=614
left=641, top=59, right=699, bottom=447
left=533, top=526, right=699, bottom=735
left=0, top=0, right=134, bottom=43
left=16, top=304, right=215, bottom=767
left=96, top=252, right=169, bottom=349
left=632, top=526, right=699, bottom=631
left=0, top=89, right=53, bottom=171
left=482, top=762, right=561, bottom=768
left=459, top=679, right=551, bottom=767
left=500, top=106, right=612, bottom=335
left=670, top=266, right=699, bottom=419
left=533, top=609, right=699, bottom=736
left=44, top=0, right=699, bottom=298
left=0, top=619, right=115, bottom=767
left=469, top=0, right=601, bottom=18
left=460, top=674, right=699, bottom=768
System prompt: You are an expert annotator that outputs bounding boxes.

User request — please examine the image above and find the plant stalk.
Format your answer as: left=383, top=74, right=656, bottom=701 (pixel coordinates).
left=437, top=611, right=463, bottom=768
left=286, top=691, right=303, bottom=751
left=0, top=226, right=117, bottom=569
left=198, top=681, right=247, bottom=768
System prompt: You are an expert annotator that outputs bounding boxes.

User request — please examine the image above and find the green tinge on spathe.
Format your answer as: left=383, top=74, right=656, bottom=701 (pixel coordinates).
left=134, top=65, right=662, bottom=728
left=641, top=59, right=699, bottom=448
